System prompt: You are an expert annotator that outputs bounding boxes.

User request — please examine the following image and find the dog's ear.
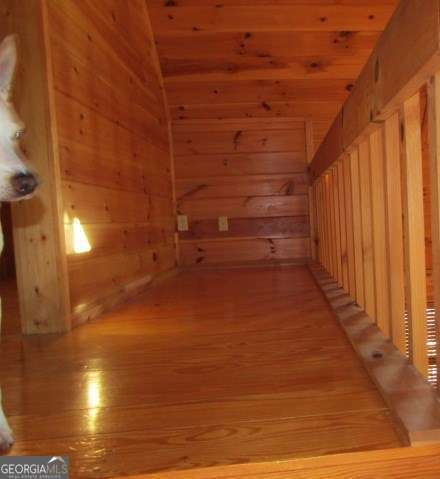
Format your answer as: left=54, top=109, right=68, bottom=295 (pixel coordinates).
left=0, top=35, right=17, bottom=101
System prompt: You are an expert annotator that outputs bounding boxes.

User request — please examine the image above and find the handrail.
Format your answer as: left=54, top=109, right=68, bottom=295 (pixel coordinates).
left=309, top=0, right=440, bottom=181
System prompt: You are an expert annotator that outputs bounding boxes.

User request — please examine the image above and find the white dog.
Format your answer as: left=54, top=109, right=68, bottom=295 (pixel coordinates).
left=0, top=34, right=39, bottom=452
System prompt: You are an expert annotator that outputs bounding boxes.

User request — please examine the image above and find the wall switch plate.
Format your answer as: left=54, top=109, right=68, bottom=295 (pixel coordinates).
left=218, top=216, right=229, bottom=232
left=177, top=215, right=189, bottom=231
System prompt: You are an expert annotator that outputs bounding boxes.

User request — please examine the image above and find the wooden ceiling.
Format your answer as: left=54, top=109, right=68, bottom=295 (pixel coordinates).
left=148, top=0, right=399, bottom=152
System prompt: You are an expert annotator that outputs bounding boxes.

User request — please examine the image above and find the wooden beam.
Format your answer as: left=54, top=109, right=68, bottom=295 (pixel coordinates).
left=310, top=112, right=343, bottom=181
left=428, top=72, right=440, bottom=388
left=310, top=0, right=440, bottom=179
left=401, top=92, right=429, bottom=378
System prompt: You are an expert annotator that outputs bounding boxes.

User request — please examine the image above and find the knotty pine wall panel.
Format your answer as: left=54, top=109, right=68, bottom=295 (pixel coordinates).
left=149, top=0, right=398, bottom=266
left=174, top=118, right=310, bottom=266
left=45, top=0, right=176, bottom=314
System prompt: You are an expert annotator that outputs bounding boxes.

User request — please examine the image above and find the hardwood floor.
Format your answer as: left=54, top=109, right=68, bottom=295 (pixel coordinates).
left=0, top=266, right=402, bottom=477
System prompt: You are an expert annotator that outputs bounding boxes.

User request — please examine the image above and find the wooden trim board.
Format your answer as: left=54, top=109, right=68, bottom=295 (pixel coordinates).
left=112, top=444, right=440, bottom=478
left=309, top=262, right=440, bottom=446
left=0, top=1, right=71, bottom=334
left=71, top=267, right=179, bottom=327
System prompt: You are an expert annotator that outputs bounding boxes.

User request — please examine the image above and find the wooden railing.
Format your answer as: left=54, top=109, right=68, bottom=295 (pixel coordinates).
left=309, top=0, right=440, bottom=384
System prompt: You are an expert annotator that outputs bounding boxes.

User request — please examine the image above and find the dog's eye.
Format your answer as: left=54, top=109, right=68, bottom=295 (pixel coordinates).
left=13, top=129, right=25, bottom=140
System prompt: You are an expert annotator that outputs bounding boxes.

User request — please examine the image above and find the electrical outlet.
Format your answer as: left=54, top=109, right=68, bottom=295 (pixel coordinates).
left=177, top=215, right=189, bottom=231
left=218, top=216, right=229, bottom=232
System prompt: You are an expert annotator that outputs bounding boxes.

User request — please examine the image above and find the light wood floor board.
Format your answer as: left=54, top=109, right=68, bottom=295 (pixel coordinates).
left=0, top=266, right=402, bottom=477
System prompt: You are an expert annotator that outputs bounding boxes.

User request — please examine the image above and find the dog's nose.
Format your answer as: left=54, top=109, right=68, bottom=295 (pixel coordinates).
left=11, top=172, right=38, bottom=197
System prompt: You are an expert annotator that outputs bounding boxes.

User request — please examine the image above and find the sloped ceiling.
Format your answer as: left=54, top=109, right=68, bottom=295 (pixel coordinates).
left=149, top=0, right=399, bottom=153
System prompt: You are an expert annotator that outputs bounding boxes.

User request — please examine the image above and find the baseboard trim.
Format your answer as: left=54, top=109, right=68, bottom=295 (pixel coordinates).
left=308, top=262, right=440, bottom=446
left=112, top=444, right=440, bottom=478
left=71, top=267, right=180, bottom=328
left=181, top=258, right=311, bottom=271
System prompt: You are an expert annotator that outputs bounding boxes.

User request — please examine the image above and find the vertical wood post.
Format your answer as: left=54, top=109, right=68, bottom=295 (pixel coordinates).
left=3, top=0, right=71, bottom=333
left=343, top=154, right=356, bottom=299
left=370, top=128, right=391, bottom=338
left=332, top=166, right=342, bottom=286
left=384, top=112, right=406, bottom=355
left=428, top=73, right=440, bottom=386
left=401, top=92, right=428, bottom=377
left=350, top=149, right=365, bottom=308
left=359, top=140, right=376, bottom=320
left=338, top=160, right=349, bottom=291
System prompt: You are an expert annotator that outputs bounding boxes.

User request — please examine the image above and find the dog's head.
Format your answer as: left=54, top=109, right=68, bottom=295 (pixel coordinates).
left=0, top=35, right=38, bottom=202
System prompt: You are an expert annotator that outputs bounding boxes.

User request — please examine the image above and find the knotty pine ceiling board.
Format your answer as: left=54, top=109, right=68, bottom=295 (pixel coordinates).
left=148, top=0, right=399, bottom=150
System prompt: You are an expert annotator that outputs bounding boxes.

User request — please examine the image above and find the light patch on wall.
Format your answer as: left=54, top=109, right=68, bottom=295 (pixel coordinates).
left=72, top=217, right=91, bottom=254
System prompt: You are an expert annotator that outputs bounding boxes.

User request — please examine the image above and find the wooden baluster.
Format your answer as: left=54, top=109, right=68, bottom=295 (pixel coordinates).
left=428, top=73, right=440, bottom=387
left=325, top=173, right=333, bottom=275
left=359, top=139, right=376, bottom=320
left=312, top=182, right=319, bottom=263
left=328, top=171, right=337, bottom=278
left=320, top=177, right=329, bottom=271
left=309, top=184, right=317, bottom=262
left=316, top=179, right=323, bottom=266
left=384, top=112, right=406, bottom=355
left=333, top=166, right=342, bottom=285
left=370, top=128, right=391, bottom=338
left=350, top=148, right=365, bottom=308
left=338, top=160, right=349, bottom=291
left=401, top=92, right=429, bottom=378
left=344, top=154, right=356, bottom=299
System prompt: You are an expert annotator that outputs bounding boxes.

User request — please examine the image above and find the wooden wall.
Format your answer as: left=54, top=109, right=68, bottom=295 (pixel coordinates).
left=174, top=118, right=310, bottom=266
left=44, top=1, right=176, bottom=319
left=149, top=0, right=398, bottom=267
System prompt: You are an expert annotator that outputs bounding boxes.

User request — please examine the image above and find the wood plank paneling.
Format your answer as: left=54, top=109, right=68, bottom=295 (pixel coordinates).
left=175, top=116, right=308, bottom=265
left=167, top=79, right=353, bottom=106
left=45, top=0, right=176, bottom=315
left=178, top=196, right=308, bottom=220
left=179, top=216, right=309, bottom=241
left=149, top=4, right=395, bottom=33
left=180, top=237, right=310, bottom=266
left=171, top=101, right=341, bottom=122
left=176, top=174, right=308, bottom=200
left=175, top=152, right=306, bottom=178
left=148, top=1, right=397, bottom=266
